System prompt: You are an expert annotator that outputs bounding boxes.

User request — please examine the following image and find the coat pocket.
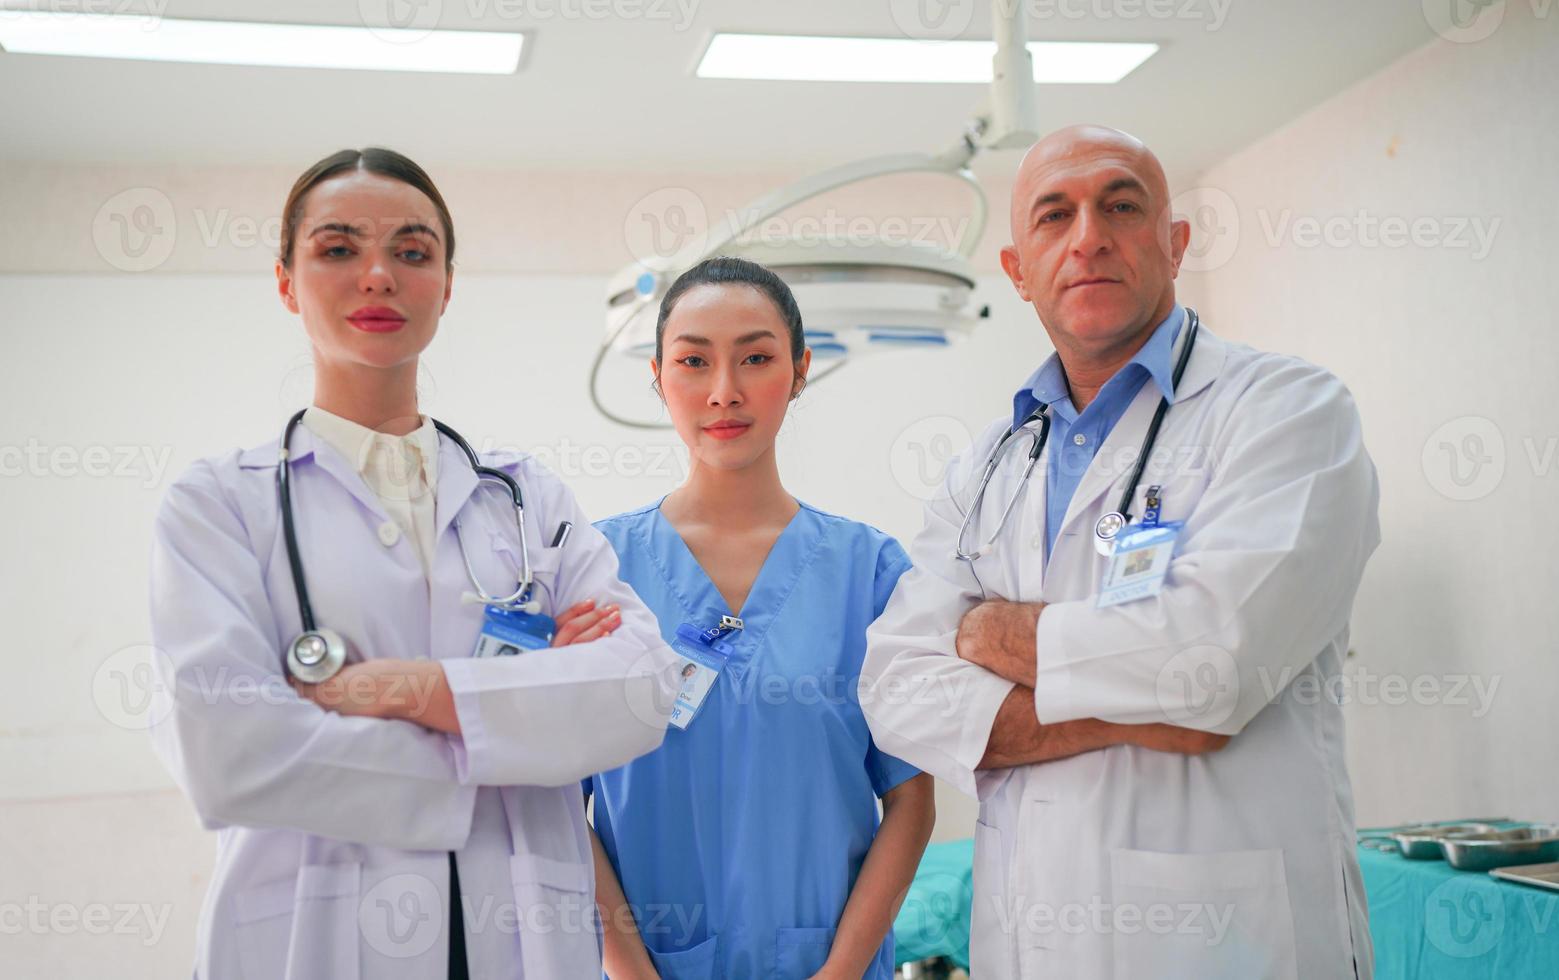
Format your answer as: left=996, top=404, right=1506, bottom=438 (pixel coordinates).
left=970, top=819, right=1019, bottom=980
left=1108, top=847, right=1298, bottom=980
left=646, top=932, right=720, bottom=979
left=234, top=862, right=362, bottom=980
left=773, top=926, right=834, bottom=978
left=509, top=852, right=600, bottom=977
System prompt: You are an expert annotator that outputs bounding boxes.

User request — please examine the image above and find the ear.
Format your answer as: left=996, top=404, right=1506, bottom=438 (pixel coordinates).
left=648, top=356, right=664, bottom=399
left=999, top=245, right=1030, bottom=301
left=276, top=260, right=300, bottom=315
left=440, top=265, right=455, bottom=314
left=792, top=346, right=813, bottom=399
left=1166, top=216, right=1192, bottom=279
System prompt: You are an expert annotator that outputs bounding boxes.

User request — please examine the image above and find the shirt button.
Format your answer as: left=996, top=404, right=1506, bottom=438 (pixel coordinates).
left=377, top=521, right=401, bottom=547
left=1073, top=433, right=1087, bottom=445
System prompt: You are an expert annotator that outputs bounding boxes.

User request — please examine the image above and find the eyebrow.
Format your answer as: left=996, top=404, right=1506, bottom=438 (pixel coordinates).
left=670, top=329, right=779, bottom=346
left=1028, top=176, right=1150, bottom=221
left=308, top=221, right=441, bottom=241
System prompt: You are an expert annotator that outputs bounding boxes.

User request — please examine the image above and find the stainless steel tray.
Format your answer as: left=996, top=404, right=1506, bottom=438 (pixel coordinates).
left=1440, top=826, right=1559, bottom=871
left=1391, top=824, right=1498, bottom=860
left=1490, top=862, right=1559, bottom=892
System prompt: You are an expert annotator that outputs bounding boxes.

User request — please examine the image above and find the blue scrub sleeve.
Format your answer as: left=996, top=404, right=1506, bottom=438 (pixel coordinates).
left=867, top=540, right=921, bottom=797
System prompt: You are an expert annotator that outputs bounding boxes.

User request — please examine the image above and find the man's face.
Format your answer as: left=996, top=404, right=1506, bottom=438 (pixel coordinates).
left=1001, top=139, right=1189, bottom=355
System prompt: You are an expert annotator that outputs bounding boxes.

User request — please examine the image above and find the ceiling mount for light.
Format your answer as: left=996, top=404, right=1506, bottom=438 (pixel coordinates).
left=592, top=1, right=1041, bottom=428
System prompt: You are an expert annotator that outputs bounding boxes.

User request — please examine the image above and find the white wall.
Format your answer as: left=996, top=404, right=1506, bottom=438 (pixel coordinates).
left=1176, top=0, right=1559, bottom=825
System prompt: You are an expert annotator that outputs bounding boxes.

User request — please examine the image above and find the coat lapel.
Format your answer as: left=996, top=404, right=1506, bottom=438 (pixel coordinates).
left=433, top=434, right=481, bottom=542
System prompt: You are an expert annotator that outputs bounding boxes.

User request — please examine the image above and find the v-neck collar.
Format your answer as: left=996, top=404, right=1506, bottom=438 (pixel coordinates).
left=645, top=498, right=827, bottom=677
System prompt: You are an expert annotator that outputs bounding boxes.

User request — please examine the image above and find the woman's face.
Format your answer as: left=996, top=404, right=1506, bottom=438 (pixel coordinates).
left=654, top=283, right=810, bottom=473
left=276, top=170, right=452, bottom=371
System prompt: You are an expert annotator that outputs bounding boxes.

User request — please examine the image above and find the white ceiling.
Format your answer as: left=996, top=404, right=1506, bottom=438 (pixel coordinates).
left=2, top=0, right=1439, bottom=181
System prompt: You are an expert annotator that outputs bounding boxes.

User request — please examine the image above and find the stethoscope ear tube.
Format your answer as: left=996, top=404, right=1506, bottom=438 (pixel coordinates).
left=277, top=410, right=318, bottom=634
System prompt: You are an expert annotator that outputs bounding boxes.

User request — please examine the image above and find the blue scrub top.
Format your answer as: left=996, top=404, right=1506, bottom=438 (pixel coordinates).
left=586, top=499, right=920, bottom=979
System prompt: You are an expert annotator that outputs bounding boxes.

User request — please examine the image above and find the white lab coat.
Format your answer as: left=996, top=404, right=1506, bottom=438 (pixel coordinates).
left=862, top=320, right=1379, bottom=979
left=149, top=425, right=678, bottom=979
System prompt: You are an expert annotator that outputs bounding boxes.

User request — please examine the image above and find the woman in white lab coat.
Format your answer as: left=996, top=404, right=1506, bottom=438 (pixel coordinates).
left=148, top=147, right=677, bottom=979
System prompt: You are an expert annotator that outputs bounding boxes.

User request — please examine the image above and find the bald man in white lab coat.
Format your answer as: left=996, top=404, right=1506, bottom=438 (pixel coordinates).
left=862, top=126, right=1378, bottom=979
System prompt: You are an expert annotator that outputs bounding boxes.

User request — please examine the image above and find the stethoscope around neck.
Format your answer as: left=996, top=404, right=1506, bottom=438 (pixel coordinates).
left=954, top=308, right=1201, bottom=565
left=276, top=409, right=539, bottom=683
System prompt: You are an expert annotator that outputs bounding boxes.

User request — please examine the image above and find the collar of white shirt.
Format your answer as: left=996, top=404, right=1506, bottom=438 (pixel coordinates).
left=301, top=405, right=440, bottom=497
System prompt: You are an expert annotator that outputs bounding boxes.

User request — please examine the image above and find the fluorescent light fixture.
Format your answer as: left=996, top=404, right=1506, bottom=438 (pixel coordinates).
left=697, top=34, right=1157, bottom=84
left=0, top=12, right=524, bottom=74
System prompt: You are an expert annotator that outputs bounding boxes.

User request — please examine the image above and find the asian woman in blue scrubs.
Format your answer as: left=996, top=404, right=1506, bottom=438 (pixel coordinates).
left=586, top=257, right=936, bottom=979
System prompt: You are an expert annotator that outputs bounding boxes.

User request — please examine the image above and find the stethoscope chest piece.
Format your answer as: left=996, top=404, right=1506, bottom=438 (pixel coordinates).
left=1093, top=511, right=1127, bottom=555
left=287, top=627, right=347, bottom=684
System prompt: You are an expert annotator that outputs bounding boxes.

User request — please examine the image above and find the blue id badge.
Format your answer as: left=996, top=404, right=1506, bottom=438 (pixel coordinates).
left=1097, top=485, right=1182, bottom=608
left=667, top=622, right=732, bottom=730
left=472, top=604, right=557, bottom=657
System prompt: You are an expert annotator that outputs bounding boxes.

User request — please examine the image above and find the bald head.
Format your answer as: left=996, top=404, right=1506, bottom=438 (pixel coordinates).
left=998, top=124, right=1189, bottom=369
left=1009, top=125, right=1170, bottom=241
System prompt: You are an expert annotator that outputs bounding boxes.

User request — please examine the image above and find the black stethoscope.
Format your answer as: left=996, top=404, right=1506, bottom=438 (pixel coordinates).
left=276, top=409, right=538, bottom=683
left=954, top=308, right=1201, bottom=565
